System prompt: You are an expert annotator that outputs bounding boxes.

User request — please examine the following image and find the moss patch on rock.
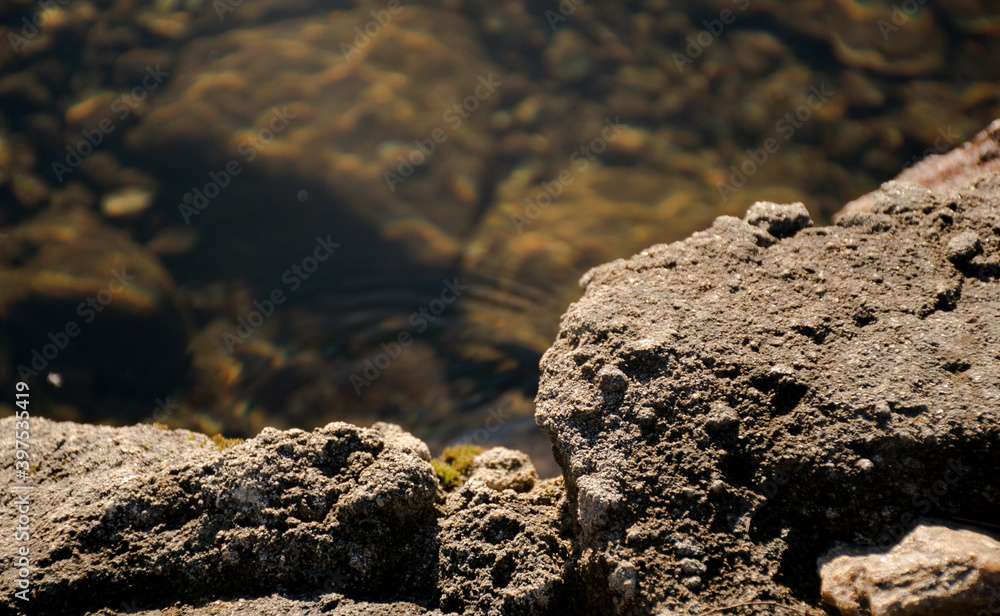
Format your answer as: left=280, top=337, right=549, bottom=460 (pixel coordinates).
left=431, top=445, right=484, bottom=489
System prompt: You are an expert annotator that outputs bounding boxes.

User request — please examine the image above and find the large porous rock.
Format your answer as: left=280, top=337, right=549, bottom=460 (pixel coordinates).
left=819, top=521, right=1000, bottom=616
left=438, top=447, right=571, bottom=615
left=0, top=417, right=440, bottom=615
left=536, top=181, right=1000, bottom=614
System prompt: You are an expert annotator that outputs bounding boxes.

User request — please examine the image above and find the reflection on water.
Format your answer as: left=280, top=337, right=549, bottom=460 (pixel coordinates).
left=0, top=0, right=998, bottom=476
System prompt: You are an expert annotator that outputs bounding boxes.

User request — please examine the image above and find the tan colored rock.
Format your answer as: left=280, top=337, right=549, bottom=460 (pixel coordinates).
left=819, top=522, right=1000, bottom=616
left=467, top=447, right=537, bottom=493
left=439, top=454, right=569, bottom=616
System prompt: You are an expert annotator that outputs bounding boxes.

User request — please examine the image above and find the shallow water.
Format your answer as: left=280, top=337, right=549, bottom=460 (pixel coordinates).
left=1, top=0, right=998, bottom=476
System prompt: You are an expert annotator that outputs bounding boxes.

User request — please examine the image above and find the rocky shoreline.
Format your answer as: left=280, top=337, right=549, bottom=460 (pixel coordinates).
left=3, top=161, right=1000, bottom=614
left=4, top=0, right=1000, bottom=471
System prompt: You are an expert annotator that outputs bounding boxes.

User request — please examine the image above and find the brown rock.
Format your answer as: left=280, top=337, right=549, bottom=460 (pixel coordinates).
left=535, top=178, right=1000, bottom=614
left=819, top=522, right=1000, bottom=616
left=438, top=448, right=570, bottom=616
left=0, top=418, right=441, bottom=615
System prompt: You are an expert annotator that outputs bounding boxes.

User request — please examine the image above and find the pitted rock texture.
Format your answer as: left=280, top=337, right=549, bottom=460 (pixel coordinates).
left=82, top=594, right=450, bottom=616
left=0, top=418, right=441, bottom=615
left=819, top=522, right=1000, bottom=616
left=438, top=448, right=571, bottom=616
left=0, top=418, right=575, bottom=616
left=536, top=181, right=1000, bottom=614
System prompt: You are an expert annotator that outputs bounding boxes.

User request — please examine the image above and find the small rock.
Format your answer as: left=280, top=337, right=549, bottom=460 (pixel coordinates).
left=681, top=576, right=702, bottom=590
left=679, top=558, right=706, bottom=576
left=146, top=226, right=200, bottom=255
left=636, top=407, right=658, bottom=427
left=946, top=231, right=982, bottom=263
left=609, top=561, right=637, bottom=602
left=819, top=522, right=1000, bottom=616
left=703, top=402, right=739, bottom=431
left=467, top=447, right=537, bottom=493
left=11, top=172, right=49, bottom=208
left=597, top=365, right=628, bottom=392
left=743, top=201, right=813, bottom=238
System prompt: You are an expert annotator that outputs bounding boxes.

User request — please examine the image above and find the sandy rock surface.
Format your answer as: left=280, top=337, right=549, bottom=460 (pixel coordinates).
left=0, top=418, right=442, bottom=614
left=536, top=178, right=1000, bottom=614
left=437, top=448, right=570, bottom=616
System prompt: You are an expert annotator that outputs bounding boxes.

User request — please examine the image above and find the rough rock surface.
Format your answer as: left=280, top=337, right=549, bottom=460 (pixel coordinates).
left=536, top=180, right=1000, bottom=614
left=6, top=176, right=1000, bottom=615
left=0, top=418, right=573, bottom=616
left=0, top=418, right=441, bottom=615
left=819, top=522, right=1000, bottom=616
left=438, top=448, right=570, bottom=616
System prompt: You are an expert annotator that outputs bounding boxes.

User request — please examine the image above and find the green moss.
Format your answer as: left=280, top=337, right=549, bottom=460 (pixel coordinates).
left=431, top=445, right=484, bottom=489
left=210, top=433, right=245, bottom=451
